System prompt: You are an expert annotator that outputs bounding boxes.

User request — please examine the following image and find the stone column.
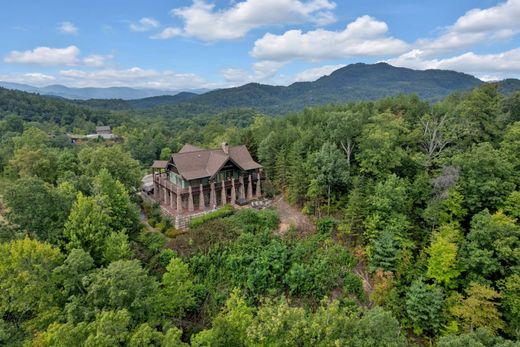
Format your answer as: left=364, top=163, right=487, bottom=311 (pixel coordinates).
left=256, top=170, right=262, bottom=198
left=188, top=186, right=194, bottom=212
left=154, top=183, right=159, bottom=199
left=247, top=174, right=253, bottom=200
left=199, top=184, right=205, bottom=211
left=164, top=188, right=170, bottom=206
left=231, top=178, right=236, bottom=205
left=239, top=175, right=246, bottom=200
left=221, top=181, right=227, bottom=205
left=162, top=187, right=168, bottom=204
left=176, top=187, right=183, bottom=214
left=170, top=190, right=175, bottom=209
left=210, top=181, right=216, bottom=210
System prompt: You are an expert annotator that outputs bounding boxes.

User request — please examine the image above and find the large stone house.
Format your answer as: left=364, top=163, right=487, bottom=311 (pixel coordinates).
left=151, top=143, right=262, bottom=215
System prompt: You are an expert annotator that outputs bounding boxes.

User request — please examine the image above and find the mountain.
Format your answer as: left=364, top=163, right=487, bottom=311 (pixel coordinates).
left=72, top=92, right=199, bottom=110
left=497, top=79, right=520, bottom=95
left=186, top=63, right=484, bottom=114
left=0, top=81, right=208, bottom=100
left=3, top=63, right=520, bottom=115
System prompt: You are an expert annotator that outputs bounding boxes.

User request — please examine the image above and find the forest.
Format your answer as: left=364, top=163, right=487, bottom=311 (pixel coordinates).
left=1, top=83, right=520, bottom=346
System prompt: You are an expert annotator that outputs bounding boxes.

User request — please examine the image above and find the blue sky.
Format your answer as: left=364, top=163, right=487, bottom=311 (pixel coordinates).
left=1, top=0, right=520, bottom=90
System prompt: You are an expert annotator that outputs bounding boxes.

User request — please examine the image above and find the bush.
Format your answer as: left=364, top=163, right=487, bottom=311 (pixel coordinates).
left=343, top=272, right=365, bottom=300
left=189, top=205, right=235, bottom=228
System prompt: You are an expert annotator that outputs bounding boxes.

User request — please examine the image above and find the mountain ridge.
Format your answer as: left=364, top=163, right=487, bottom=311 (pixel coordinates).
left=2, top=63, right=520, bottom=115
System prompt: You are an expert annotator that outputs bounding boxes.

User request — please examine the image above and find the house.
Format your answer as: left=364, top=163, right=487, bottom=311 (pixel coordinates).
left=150, top=143, right=263, bottom=215
left=96, top=126, right=112, bottom=135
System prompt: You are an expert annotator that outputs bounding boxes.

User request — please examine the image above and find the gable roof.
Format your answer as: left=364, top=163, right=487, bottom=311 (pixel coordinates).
left=167, top=144, right=261, bottom=180
left=96, top=126, right=111, bottom=132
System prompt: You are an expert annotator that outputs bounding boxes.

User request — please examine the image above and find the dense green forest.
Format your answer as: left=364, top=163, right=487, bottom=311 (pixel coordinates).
left=1, top=83, right=520, bottom=346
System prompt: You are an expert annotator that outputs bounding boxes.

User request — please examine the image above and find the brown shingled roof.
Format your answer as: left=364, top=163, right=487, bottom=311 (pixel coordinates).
left=167, top=143, right=261, bottom=180
left=151, top=160, right=168, bottom=169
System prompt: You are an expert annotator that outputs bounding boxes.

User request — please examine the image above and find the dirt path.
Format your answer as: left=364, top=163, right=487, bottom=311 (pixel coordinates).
left=272, top=195, right=315, bottom=235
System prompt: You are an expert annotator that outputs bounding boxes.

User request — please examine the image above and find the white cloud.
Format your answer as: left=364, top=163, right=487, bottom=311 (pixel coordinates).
left=293, top=64, right=343, bottom=81
left=58, top=21, right=78, bottom=35
left=221, top=61, right=286, bottom=85
left=410, top=0, right=520, bottom=56
left=130, top=17, right=160, bottom=32
left=58, top=67, right=213, bottom=89
left=151, top=27, right=183, bottom=40
left=388, top=47, right=520, bottom=79
left=163, top=0, right=337, bottom=41
left=4, top=45, right=112, bottom=67
left=251, top=15, right=408, bottom=61
left=0, top=72, right=56, bottom=85
left=4, top=46, right=81, bottom=66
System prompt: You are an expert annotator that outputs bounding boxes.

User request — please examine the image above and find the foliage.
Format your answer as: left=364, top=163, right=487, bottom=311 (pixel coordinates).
left=189, top=204, right=235, bottom=228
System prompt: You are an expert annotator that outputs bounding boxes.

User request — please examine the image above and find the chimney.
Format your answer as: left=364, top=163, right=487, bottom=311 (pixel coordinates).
left=222, top=142, right=229, bottom=154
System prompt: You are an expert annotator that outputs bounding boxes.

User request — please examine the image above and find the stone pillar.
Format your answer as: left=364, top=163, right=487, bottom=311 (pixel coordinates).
left=154, top=183, right=159, bottom=199
left=164, top=188, right=170, bottom=205
left=170, top=190, right=175, bottom=209
left=231, top=178, right=236, bottom=205
left=176, top=187, right=183, bottom=214
left=247, top=174, right=253, bottom=200
left=210, top=181, right=216, bottom=210
left=188, top=186, right=194, bottom=212
left=162, top=187, right=167, bottom=204
left=239, top=175, right=246, bottom=200
left=256, top=170, right=262, bottom=198
left=221, top=181, right=227, bottom=205
left=199, top=184, right=205, bottom=211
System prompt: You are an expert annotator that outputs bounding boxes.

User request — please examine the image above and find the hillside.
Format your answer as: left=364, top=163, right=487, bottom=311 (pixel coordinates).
left=0, top=81, right=208, bottom=100
left=188, top=63, right=483, bottom=114
left=69, top=63, right=519, bottom=115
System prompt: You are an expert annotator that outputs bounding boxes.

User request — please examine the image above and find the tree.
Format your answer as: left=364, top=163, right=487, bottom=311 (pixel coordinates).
left=461, top=210, right=520, bottom=283
left=314, top=142, right=349, bottom=212
left=453, top=143, right=517, bottom=214
left=102, top=232, right=131, bottom=263
left=451, top=283, right=504, bottom=334
left=64, top=193, right=112, bottom=263
left=191, top=289, right=253, bottom=347
left=503, top=191, right=520, bottom=220
left=93, top=168, right=139, bottom=234
left=85, top=260, right=158, bottom=322
left=405, top=279, right=445, bottom=335
left=78, top=145, right=142, bottom=191
left=426, top=224, right=461, bottom=288
left=158, top=257, right=196, bottom=320
left=0, top=238, right=63, bottom=327
left=438, top=328, right=517, bottom=347
left=357, top=113, right=408, bottom=177
left=52, top=248, right=95, bottom=297
left=499, top=274, right=520, bottom=338
left=369, top=229, right=398, bottom=272
left=328, top=111, right=364, bottom=167
left=3, top=177, right=73, bottom=244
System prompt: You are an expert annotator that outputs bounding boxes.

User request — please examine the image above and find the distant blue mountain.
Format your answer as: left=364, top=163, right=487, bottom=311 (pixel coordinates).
left=0, top=81, right=209, bottom=100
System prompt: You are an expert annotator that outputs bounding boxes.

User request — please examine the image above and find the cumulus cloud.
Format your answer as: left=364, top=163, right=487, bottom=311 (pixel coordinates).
left=130, top=17, right=160, bottom=32
left=410, top=0, right=520, bottom=56
left=58, top=67, right=213, bottom=89
left=58, top=21, right=78, bottom=35
left=0, top=72, right=56, bottom=85
left=251, top=15, right=408, bottom=61
left=4, top=46, right=81, bottom=66
left=159, top=0, right=336, bottom=41
left=388, top=47, right=520, bottom=79
left=293, top=64, right=344, bottom=81
left=4, top=45, right=112, bottom=67
left=221, top=60, right=287, bottom=85
left=151, top=27, right=183, bottom=40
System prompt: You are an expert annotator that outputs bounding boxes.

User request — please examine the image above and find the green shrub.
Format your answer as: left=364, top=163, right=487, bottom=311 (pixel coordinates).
left=343, top=272, right=365, bottom=300
left=189, top=205, right=235, bottom=228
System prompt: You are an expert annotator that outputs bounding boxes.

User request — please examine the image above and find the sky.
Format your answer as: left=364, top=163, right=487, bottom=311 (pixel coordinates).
left=1, top=0, right=520, bottom=90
